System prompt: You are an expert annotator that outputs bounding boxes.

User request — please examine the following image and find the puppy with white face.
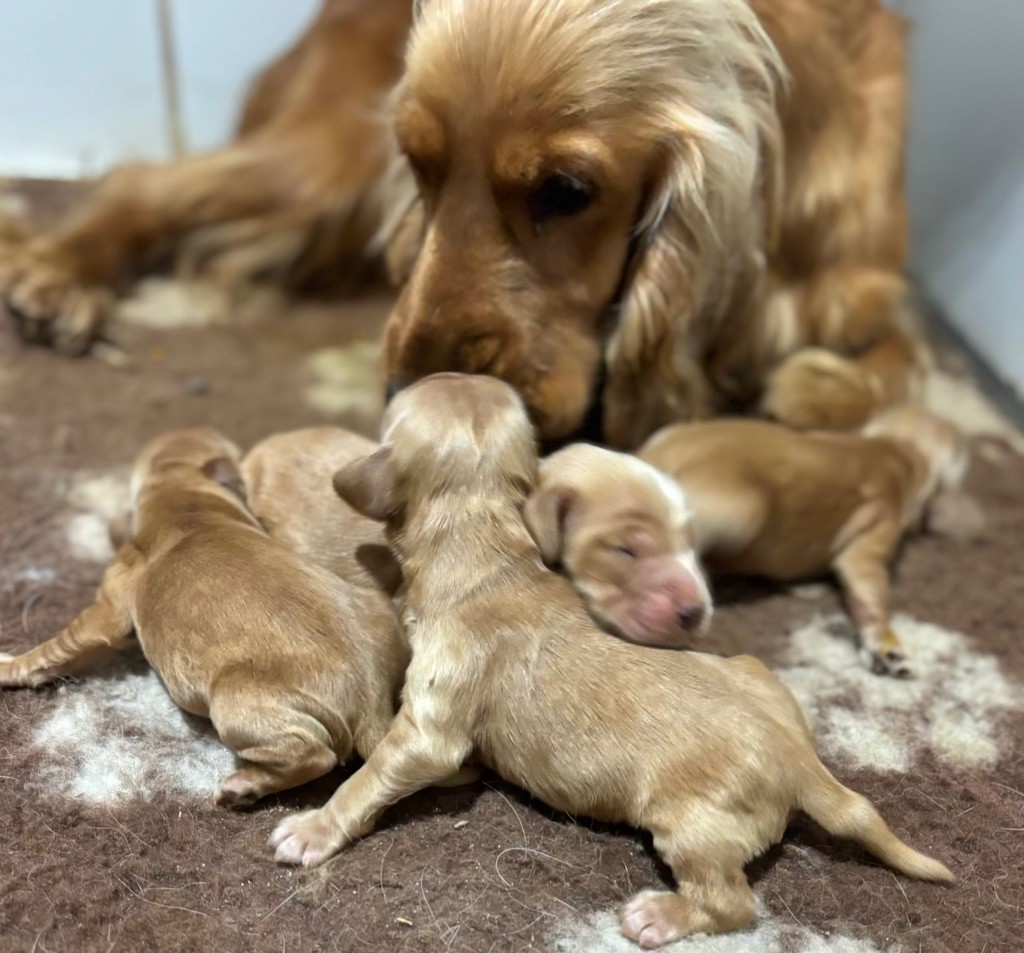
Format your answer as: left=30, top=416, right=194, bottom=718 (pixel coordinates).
left=525, top=444, right=712, bottom=647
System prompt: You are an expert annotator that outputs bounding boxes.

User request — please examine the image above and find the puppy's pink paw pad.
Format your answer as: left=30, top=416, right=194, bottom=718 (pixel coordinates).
left=620, top=891, right=688, bottom=949
left=215, top=775, right=259, bottom=809
left=269, top=810, right=343, bottom=867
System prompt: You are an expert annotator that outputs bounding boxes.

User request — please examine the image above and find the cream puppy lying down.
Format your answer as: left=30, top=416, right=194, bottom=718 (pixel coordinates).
left=269, top=374, right=952, bottom=949
left=638, top=407, right=983, bottom=675
left=0, top=428, right=408, bottom=807
left=525, top=443, right=712, bottom=647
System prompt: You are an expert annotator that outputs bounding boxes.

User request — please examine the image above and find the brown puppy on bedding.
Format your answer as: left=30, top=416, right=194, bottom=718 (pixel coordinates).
left=525, top=443, right=712, bottom=647
left=269, top=374, right=952, bottom=948
left=241, top=427, right=401, bottom=596
left=638, top=407, right=983, bottom=677
left=0, top=428, right=407, bottom=807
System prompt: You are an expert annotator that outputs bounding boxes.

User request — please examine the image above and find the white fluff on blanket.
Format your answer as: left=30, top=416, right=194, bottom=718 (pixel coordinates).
left=28, top=656, right=234, bottom=804
left=779, top=613, right=1021, bottom=772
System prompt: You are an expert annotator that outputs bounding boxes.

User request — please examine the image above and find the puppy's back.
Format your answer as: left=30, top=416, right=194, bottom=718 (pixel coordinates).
left=243, top=428, right=399, bottom=593
left=468, top=562, right=812, bottom=823
left=638, top=419, right=915, bottom=573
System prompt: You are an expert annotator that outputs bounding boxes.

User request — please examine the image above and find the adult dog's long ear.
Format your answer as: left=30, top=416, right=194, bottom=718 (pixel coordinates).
left=523, top=487, right=576, bottom=566
left=368, top=119, right=426, bottom=286
left=333, top=446, right=397, bottom=522
left=601, top=10, right=785, bottom=450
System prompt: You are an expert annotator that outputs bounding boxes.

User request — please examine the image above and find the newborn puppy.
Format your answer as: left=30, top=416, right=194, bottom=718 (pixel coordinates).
left=241, top=426, right=478, bottom=791
left=269, top=374, right=952, bottom=948
left=0, top=428, right=408, bottom=807
left=638, top=408, right=983, bottom=676
left=241, top=427, right=401, bottom=596
left=525, top=444, right=711, bottom=646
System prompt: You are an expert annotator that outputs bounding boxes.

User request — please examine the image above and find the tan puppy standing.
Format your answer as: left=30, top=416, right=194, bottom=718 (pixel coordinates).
left=269, top=374, right=952, bottom=949
left=637, top=408, right=983, bottom=676
left=0, top=428, right=408, bottom=807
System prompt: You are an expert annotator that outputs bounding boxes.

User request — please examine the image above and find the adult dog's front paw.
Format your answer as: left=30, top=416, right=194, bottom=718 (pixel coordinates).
left=269, top=809, right=347, bottom=867
left=762, top=348, right=876, bottom=431
left=5, top=247, right=113, bottom=355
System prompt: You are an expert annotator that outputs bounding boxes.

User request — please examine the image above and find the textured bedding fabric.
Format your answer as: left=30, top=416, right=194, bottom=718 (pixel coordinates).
left=1, top=187, right=1022, bottom=953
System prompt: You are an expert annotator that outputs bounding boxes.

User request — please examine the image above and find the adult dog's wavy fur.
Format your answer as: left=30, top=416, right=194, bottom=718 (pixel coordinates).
left=2, top=0, right=924, bottom=446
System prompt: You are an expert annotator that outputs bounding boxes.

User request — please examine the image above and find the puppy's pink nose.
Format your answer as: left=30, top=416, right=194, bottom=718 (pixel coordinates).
left=676, top=604, right=705, bottom=631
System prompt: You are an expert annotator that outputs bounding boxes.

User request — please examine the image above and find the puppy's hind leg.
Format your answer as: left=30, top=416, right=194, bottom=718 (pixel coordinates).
left=831, top=516, right=908, bottom=677
left=620, top=815, right=757, bottom=948
left=212, top=697, right=340, bottom=809
left=0, top=557, right=137, bottom=688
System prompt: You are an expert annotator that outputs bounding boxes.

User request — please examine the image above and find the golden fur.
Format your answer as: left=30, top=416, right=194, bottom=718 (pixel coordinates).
left=3, top=0, right=923, bottom=447
left=268, top=373, right=952, bottom=947
left=638, top=408, right=984, bottom=675
left=0, top=427, right=408, bottom=807
left=241, top=426, right=402, bottom=596
left=380, top=0, right=925, bottom=444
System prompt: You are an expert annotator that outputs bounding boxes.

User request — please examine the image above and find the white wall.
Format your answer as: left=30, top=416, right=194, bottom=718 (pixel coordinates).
left=172, top=0, right=318, bottom=153
left=0, top=2, right=167, bottom=177
left=0, top=0, right=316, bottom=177
left=896, top=0, right=1024, bottom=395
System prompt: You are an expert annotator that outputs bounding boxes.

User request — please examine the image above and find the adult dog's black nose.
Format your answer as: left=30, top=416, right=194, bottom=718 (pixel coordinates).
left=385, top=375, right=414, bottom=403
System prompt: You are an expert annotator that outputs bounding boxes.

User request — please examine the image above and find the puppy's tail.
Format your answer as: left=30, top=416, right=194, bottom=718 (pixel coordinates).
left=800, top=764, right=955, bottom=883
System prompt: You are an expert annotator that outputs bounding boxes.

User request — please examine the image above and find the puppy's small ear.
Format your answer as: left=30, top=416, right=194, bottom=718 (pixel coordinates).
left=926, top=489, right=986, bottom=542
left=523, top=486, right=576, bottom=566
left=333, top=446, right=397, bottom=522
left=201, top=457, right=247, bottom=502
left=107, top=512, right=133, bottom=548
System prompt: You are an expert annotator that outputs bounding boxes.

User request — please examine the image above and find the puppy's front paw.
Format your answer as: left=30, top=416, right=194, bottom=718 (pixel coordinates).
left=5, top=248, right=113, bottom=355
left=860, top=626, right=912, bottom=678
left=860, top=646, right=912, bottom=679
left=269, top=809, right=346, bottom=867
left=620, top=890, right=690, bottom=948
left=762, top=348, right=875, bottom=431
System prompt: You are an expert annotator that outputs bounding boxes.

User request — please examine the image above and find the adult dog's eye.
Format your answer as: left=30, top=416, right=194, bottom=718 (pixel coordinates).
left=528, top=173, right=595, bottom=224
left=614, top=545, right=636, bottom=560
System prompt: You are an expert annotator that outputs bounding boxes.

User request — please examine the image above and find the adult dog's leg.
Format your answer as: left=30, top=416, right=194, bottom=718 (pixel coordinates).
left=759, top=3, right=922, bottom=431
left=761, top=267, right=926, bottom=430
left=3, top=135, right=352, bottom=355
left=5, top=0, right=411, bottom=355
